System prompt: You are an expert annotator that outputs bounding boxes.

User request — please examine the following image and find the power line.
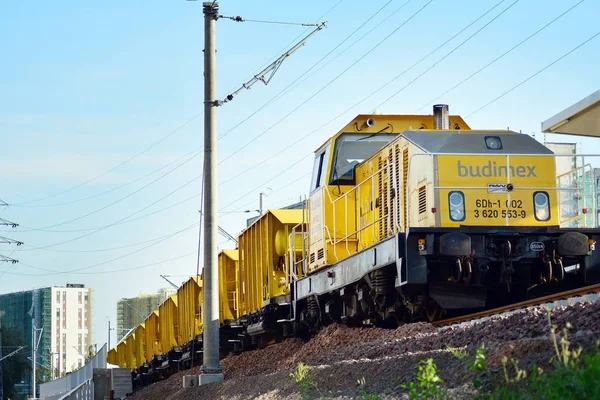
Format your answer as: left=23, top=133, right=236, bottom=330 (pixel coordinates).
left=220, top=154, right=312, bottom=212
left=19, top=163, right=305, bottom=249
left=14, top=222, right=199, bottom=253
left=12, top=221, right=200, bottom=275
left=9, top=147, right=201, bottom=209
left=12, top=252, right=197, bottom=277
left=216, top=0, right=518, bottom=192
left=19, top=173, right=202, bottom=251
left=9, top=172, right=309, bottom=273
left=10, top=113, right=203, bottom=206
left=29, top=151, right=200, bottom=230
left=14, top=1, right=396, bottom=233
left=216, top=0, right=535, bottom=208
left=215, top=0, right=398, bottom=143
left=415, top=0, right=586, bottom=112
left=467, top=29, right=600, bottom=117
left=8, top=2, right=344, bottom=210
left=219, top=16, right=321, bottom=27
left=216, top=0, right=433, bottom=181
left=371, top=0, right=521, bottom=111
left=222, top=0, right=345, bottom=101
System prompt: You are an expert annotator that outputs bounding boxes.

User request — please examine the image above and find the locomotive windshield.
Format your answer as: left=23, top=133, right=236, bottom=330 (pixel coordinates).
left=330, top=133, right=398, bottom=185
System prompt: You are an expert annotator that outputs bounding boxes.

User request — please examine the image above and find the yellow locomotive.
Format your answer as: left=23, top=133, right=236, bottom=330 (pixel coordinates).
left=109, top=105, right=600, bottom=384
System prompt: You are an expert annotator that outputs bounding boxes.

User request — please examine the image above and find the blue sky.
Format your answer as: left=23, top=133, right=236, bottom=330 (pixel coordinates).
left=1, top=0, right=599, bottom=350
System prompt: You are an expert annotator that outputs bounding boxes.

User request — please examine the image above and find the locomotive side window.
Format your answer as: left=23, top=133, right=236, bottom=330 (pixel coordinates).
left=310, top=144, right=330, bottom=193
left=330, top=133, right=398, bottom=185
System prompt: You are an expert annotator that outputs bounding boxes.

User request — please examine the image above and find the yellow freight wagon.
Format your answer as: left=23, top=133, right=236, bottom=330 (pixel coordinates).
left=177, top=277, right=202, bottom=343
left=107, top=348, right=118, bottom=366
left=117, top=341, right=126, bottom=368
left=238, top=209, right=304, bottom=316
left=144, top=311, right=160, bottom=363
left=158, top=295, right=179, bottom=351
left=134, top=324, right=146, bottom=368
left=219, top=249, right=238, bottom=322
left=125, top=334, right=136, bottom=370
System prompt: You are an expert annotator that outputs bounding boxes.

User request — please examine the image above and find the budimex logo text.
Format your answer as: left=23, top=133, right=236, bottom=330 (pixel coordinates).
left=457, top=160, right=537, bottom=178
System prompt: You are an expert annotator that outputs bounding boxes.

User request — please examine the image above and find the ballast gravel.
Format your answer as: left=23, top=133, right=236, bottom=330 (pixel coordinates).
left=129, top=298, right=600, bottom=400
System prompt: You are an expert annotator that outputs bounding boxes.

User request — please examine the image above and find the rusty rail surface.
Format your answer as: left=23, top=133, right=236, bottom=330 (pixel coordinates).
left=433, top=283, right=600, bottom=328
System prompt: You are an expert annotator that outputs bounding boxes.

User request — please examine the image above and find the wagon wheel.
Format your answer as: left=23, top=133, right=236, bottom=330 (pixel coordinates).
left=425, top=304, right=444, bottom=322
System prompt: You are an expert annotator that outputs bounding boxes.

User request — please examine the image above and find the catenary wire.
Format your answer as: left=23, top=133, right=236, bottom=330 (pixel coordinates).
left=415, top=0, right=586, bottom=112
left=10, top=0, right=400, bottom=234
left=216, top=0, right=427, bottom=166
left=19, top=168, right=305, bottom=250
left=216, top=0, right=522, bottom=195
left=13, top=252, right=197, bottom=276
left=12, top=222, right=199, bottom=253
left=9, top=1, right=343, bottom=208
left=371, top=0, right=521, bottom=111
left=467, top=29, right=600, bottom=117
left=223, top=0, right=345, bottom=96
left=216, top=0, right=398, bottom=142
left=28, top=150, right=201, bottom=230
left=10, top=113, right=203, bottom=206
left=10, top=147, right=201, bottom=208
left=13, top=220, right=200, bottom=275
left=265, top=0, right=414, bottom=108
left=10, top=172, right=307, bottom=273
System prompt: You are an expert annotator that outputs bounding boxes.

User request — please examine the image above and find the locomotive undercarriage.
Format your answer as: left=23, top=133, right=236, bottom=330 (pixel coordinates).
left=292, top=227, right=600, bottom=332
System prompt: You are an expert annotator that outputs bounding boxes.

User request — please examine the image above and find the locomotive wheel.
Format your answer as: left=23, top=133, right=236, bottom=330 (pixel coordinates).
left=425, top=304, right=444, bottom=322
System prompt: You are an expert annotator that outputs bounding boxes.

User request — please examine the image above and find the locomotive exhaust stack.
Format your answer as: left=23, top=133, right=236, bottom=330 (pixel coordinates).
left=433, top=104, right=450, bottom=130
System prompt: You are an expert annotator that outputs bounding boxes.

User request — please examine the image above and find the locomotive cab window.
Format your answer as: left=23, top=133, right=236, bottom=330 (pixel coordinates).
left=310, top=144, right=330, bottom=193
left=330, top=132, right=398, bottom=185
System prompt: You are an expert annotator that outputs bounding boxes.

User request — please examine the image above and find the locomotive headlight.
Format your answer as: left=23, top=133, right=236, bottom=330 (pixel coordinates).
left=534, top=192, right=550, bottom=221
left=448, top=191, right=465, bottom=222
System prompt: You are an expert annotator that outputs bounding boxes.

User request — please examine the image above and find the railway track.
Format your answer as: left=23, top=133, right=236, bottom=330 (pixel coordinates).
left=433, top=283, right=600, bottom=328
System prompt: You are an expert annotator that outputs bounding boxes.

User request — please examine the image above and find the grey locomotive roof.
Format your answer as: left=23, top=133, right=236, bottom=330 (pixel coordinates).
left=401, top=130, right=554, bottom=154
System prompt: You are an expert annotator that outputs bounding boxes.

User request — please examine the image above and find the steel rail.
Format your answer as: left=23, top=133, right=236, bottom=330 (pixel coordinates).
left=432, top=283, right=600, bottom=327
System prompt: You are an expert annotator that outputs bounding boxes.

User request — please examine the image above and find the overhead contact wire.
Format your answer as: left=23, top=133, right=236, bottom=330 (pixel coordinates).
left=217, top=0, right=427, bottom=166
left=371, top=0, right=521, bottom=111
left=415, top=0, right=586, bottom=112
left=216, top=0, right=397, bottom=143
left=467, top=29, right=600, bottom=117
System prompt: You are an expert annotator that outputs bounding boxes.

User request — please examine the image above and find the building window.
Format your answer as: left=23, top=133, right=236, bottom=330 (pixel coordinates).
left=84, top=294, right=88, bottom=303
left=56, top=292, right=60, bottom=302
left=78, top=292, right=82, bottom=304
left=56, top=307, right=60, bottom=317
left=78, top=359, right=82, bottom=368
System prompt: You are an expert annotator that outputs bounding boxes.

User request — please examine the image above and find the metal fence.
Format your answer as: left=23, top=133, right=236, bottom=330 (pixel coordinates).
left=40, top=344, right=106, bottom=399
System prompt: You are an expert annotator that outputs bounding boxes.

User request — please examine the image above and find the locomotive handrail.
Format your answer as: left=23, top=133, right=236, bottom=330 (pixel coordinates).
left=326, top=163, right=396, bottom=256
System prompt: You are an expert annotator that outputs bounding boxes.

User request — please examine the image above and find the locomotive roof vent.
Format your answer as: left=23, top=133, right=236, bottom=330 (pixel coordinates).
left=433, top=104, right=449, bottom=130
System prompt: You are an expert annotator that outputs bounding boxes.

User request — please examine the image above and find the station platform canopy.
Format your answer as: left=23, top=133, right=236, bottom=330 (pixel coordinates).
left=542, top=89, right=600, bottom=137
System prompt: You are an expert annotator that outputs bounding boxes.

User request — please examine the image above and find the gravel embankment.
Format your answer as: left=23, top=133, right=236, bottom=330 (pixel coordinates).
left=129, top=299, right=600, bottom=400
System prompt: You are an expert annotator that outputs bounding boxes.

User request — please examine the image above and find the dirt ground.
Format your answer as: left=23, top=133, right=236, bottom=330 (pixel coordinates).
left=128, top=299, right=600, bottom=399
